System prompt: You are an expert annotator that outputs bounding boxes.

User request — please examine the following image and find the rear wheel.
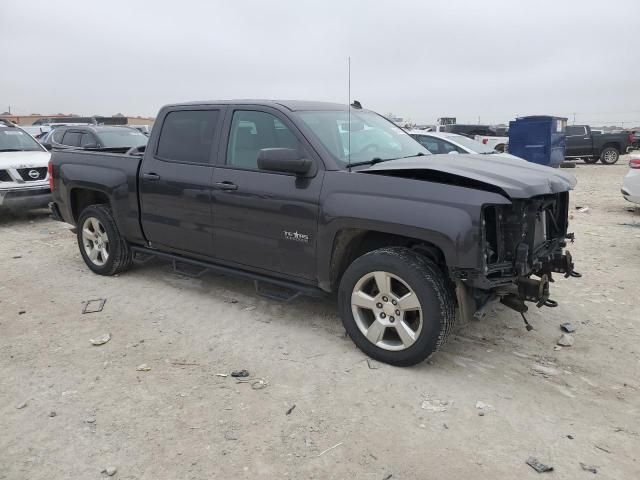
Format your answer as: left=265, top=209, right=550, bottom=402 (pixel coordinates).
left=77, top=204, right=132, bottom=275
left=338, top=247, right=455, bottom=366
left=600, top=147, right=620, bottom=165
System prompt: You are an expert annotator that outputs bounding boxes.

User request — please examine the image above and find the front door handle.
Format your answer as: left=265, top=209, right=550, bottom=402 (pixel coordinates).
left=143, top=173, right=160, bottom=181
left=214, top=181, right=238, bottom=191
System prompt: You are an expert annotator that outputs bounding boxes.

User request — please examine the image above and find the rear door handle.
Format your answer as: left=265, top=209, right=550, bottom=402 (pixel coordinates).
left=142, top=173, right=160, bottom=181
left=214, top=181, right=238, bottom=191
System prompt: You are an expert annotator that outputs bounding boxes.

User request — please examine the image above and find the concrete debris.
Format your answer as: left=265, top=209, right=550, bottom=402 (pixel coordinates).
left=49, top=411, right=57, bottom=417
left=560, top=322, right=576, bottom=333
left=557, top=334, right=575, bottom=347
left=532, top=364, right=559, bottom=377
left=594, top=444, right=612, bottom=454
left=136, top=364, right=151, bottom=371
left=224, top=431, right=238, bottom=440
left=102, top=466, right=117, bottom=476
left=421, top=397, right=450, bottom=413
left=251, top=379, right=268, bottom=390
left=580, top=462, right=598, bottom=474
left=475, top=401, right=494, bottom=414
left=286, top=404, right=296, bottom=415
left=526, top=457, right=554, bottom=473
left=215, top=373, right=228, bottom=377
left=90, top=333, right=111, bottom=346
left=86, top=417, right=96, bottom=424
left=231, top=369, right=249, bottom=378
left=16, top=401, right=27, bottom=409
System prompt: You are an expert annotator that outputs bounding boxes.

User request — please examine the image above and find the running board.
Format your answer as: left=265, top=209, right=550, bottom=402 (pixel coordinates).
left=130, top=246, right=327, bottom=301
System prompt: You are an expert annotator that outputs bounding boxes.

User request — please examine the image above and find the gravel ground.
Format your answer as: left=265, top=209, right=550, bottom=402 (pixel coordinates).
left=1, top=159, right=639, bottom=479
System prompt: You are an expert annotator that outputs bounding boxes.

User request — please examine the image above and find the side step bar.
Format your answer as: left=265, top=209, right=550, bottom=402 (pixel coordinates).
left=130, top=245, right=328, bottom=301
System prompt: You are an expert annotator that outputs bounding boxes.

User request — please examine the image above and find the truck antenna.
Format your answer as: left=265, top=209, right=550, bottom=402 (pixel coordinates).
left=348, top=56, right=351, bottom=172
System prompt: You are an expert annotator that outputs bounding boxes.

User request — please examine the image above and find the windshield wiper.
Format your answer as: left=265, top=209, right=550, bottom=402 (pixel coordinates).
left=348, top=157, right=386, bottom=168
left=393, top=152, right=427, bottom=160
left=348, top=152, right=426, bottom=168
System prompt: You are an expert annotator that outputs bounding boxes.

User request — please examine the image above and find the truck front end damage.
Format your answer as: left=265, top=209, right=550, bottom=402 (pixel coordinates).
left=454, top=192, right=580, bottom=326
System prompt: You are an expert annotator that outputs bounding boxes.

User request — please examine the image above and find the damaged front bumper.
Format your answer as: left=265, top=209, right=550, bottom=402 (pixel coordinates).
left=454, top=192, right=581, bottom=324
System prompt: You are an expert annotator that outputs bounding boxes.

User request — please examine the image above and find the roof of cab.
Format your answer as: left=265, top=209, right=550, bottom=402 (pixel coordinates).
left=162, top=99, right=352, bottom=112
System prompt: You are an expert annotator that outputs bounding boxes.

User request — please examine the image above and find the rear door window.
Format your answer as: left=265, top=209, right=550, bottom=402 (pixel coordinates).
left=156, top=110, right=220, bottom=164
left=566, top=126, right=586, bottom=136
left=80, top=133, right=98, bottom=147
left=61, top=131, right=82, bottom=147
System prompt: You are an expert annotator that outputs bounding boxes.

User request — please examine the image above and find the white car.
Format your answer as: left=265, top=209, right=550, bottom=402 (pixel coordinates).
left=622, top=156, right=640, bottom=204
left=0, top=120, right=52, bottom=212
left=408, top=130, right=522, bottom=161
left=473, top=134, right=509, bottom=153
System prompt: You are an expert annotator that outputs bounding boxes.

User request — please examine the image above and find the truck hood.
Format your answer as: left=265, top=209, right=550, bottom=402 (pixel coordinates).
left=362, top=154, right=577, bottom=199
left=0, top=150, right=51, bottom=169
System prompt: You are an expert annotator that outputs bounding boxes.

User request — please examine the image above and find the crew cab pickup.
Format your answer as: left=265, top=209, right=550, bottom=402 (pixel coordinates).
left=50, top=100, right=579, bottom=366
left=565, top=125, right=633, bottom=164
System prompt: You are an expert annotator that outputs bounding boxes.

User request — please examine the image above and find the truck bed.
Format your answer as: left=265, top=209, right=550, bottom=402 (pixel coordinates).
left=50, top=149, right=145, bottom=244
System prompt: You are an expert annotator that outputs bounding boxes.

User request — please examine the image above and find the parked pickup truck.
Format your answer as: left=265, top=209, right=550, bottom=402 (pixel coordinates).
left=565, top=125, right=633, bottom=164
left=50, top=100, right=580, bottom=366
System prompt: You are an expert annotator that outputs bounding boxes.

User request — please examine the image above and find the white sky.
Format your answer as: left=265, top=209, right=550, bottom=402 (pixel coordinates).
left=1, top=0, right=638, bottom=126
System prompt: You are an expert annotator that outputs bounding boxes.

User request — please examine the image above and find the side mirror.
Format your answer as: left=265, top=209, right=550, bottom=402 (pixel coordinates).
left=42, top=143, right=52, bottom=151
left=257, top=148, right=312, bottom=176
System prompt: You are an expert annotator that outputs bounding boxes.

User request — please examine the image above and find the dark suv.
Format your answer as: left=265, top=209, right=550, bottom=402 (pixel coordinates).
left=44, top=125, right=148, bottom=151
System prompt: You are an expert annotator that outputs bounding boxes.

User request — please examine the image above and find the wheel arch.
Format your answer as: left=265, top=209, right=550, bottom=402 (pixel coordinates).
left=69, top=187, right=111, bottom=222
left=325, top=228, right=449, bottom=292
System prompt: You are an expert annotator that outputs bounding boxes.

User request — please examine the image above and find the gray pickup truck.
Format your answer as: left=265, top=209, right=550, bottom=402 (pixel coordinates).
left=49, top=100, right=579, bottom=366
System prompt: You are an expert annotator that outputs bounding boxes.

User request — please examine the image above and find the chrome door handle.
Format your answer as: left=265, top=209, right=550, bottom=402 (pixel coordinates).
left=142, top=173, right=160, bottom=181
left=214, top=181, right=238, bottom=191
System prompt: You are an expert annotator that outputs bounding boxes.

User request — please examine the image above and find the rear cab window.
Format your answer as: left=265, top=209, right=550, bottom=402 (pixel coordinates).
left=156, top=110, right=220, bottom=163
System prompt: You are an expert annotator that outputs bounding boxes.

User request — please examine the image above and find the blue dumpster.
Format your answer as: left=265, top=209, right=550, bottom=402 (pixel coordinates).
left=508, top=116, right=567, bottom=168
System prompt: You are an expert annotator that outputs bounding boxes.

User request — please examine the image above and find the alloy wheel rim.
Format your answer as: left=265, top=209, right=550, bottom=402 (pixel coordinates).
left=351, top=271, right=423, bottom=351
left=82, top=217, right=109, bottom=266
left=604, top=150, right=617, bottom=162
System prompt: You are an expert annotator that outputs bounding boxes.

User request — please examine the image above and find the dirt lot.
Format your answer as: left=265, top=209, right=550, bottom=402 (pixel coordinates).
left=1, top=160, right=639, bottom=480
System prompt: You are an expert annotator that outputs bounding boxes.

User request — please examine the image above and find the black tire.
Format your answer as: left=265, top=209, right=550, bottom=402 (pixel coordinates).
left=599, top=147, right=620, bottom=165
left=582, top=157, right=598, bottom=164
left=338, top=247, right=456, bottom=366
left=77, top=204, right=132, bottom=275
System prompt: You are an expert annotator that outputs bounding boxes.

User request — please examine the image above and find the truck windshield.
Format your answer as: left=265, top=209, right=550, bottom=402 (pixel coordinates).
left=97, top=129, right=148, bottom=148
left=297, top=110, right=429, bottom=166
left=0, top=127, right=44, bottom=152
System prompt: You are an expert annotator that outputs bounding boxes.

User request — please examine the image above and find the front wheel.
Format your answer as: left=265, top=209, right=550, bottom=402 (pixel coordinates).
left=338, top=247, right=456, bottom=366
left=600, top=147, right=620, bottom=164
left=77, top=204, right=132, bottom=275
